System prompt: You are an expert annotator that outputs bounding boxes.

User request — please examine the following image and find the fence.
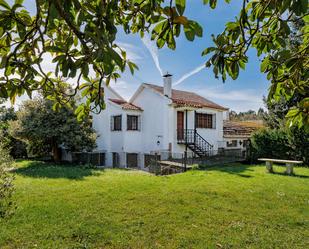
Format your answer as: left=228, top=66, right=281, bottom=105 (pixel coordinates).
left=72, top=152, right=105, bottom=166
left=68, top=148, right=246, bottom=172
left=146, top=148, right=247, bottom=175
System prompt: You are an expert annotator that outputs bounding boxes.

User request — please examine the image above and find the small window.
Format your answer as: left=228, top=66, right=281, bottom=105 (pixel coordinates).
left=111, top=115, right=122, bottom=131
left=127, top=115, right=140, bottom=131
left=226, top=140, right=237, bottom=147
left=196, top=113, right=215, bottom=129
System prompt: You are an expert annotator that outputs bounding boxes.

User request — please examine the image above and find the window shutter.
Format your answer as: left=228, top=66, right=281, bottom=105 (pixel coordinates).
left=212, top=114, right=216, bottom=129
left=138, top=115, right=141, bottom=131
left=126, top=115, right=129, bottom=131
left=110, top=116, right=114, bottom=131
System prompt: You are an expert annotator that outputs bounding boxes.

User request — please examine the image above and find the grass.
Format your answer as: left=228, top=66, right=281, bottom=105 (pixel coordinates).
left=0, top=160, right=308, bottom=249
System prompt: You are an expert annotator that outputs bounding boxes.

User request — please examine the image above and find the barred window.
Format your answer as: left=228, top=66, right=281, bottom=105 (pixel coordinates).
left=111, top=115, right=122, bottom=131
left=127, top=115, right=140, bottom=131
left=196, top=113, right=215, bottom=129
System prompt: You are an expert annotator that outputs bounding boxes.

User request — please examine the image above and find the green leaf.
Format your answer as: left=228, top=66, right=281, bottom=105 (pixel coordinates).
left=0, top=86, right=8, bottom=98
left=230, top=61, right=239, bottom=80
left=260, top=57, right=269, bottom=72
left=202, top=47, right=216, bottom=56
left=128, top=61, right=138, bottom=74
left=286, top=108, right=299, bottom=118
left=192, top=21, right=203, bottom=37
left=184, top=21, right=202, bottom=41
left=184, top=26, right=195, bottom=41
left=0, top=0, right=10, bottom=9
left=225, top=22, right=239, bottom=31
left=209, top=0, right=217, bottom=9
left=175, top=0, right=186, bottom=15
left=156, top=38, right=165, bottom=48
left=81, top=63, right=89, bottom=77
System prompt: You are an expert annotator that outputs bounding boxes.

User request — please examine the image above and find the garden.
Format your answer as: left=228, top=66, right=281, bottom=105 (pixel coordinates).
left=0, top=160, right=308, bottom=248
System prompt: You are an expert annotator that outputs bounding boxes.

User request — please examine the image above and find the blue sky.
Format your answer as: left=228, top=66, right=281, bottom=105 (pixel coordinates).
left=111, top=1, right=269, bottom=112
left=6, top=0, right=269, bottom=112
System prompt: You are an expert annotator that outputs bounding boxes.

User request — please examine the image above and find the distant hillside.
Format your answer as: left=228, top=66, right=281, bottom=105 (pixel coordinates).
left=229, top=109, right=266, bottom=122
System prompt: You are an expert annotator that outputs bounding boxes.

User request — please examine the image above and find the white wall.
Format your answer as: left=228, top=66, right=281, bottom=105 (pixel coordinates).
left=92, top=84, right=226, bottom=165
left=132, top=87, right=171, bottom=153
left=224, top=137, right=249, bottom=151
left=172, top=108, right=224, bottom=153
left=92, top=86, right=123, bottom=152
left=123, top=110, right=143, bottom=153
left=92, top=85, right=144, bottom=167
left=196, top=109, right=223, bottom=151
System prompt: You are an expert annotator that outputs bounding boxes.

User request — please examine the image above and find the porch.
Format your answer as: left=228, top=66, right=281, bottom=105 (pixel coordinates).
left=175, top=109, right=216, bottom=157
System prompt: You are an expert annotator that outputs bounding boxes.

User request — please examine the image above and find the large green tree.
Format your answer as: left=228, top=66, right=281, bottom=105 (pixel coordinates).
left=0, top=140, right=14, bottom=219
left=9, top=97, right=96, bottom=162
left=0, top=0, right=308, bottom=128
left=0, top=98, right=27, bottom=158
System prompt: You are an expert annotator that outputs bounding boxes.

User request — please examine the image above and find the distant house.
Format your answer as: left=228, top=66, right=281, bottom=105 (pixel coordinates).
left=223, top=120, right=264, bottom=153
left=91, top=74, right=229, bottom=168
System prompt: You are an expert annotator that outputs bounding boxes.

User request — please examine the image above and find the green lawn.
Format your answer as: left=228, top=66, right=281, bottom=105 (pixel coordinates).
left=0, top=161, right=308, bottom=249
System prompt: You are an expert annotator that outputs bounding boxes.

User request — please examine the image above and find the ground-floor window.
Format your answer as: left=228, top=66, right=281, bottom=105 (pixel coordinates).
left=227, top=140, right=237, bottom=147
left=112, top=152, right=120, bottom=168
left=127, top=153, right=138, bottom=168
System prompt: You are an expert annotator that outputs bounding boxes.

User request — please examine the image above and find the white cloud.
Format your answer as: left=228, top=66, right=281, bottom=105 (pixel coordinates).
left=117, top=42, right=144, bottom=62
left=203, top=89, right=261, bottom=102
left=141, top=34, right=163, bottom=76
left=174, top=63, right=205, bottom=86
left=196, top=87, right=264, bottom=112
left=109, top=80, right=138, bottom=101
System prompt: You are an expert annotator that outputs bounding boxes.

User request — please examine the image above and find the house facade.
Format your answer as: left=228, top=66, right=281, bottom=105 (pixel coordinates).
left=223, top=120, right=264, bottom=157
left=92, top=74, right=228, bottom=168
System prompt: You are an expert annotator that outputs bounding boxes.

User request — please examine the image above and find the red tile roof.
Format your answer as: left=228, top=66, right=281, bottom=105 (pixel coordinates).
left=109, top=99, right=143, bottom=111
left=144, top=83, right=228, bottom=110
left=223, top=120, right=264, bottom=138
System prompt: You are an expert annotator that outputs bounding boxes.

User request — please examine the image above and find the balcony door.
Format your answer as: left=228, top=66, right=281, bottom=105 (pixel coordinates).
left=177, top=111, right=184, bottom=140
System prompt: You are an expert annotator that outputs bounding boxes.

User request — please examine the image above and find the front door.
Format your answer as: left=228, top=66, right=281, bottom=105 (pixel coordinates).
left=177, top=111, right=184, bottom=140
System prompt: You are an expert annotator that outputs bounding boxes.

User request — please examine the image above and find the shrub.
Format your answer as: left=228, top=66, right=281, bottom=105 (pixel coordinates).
left=0, top=142, right=15, bottom=219
left=250, top=129, right=291, bottom=162
left=250, top=128, right=309, bottom=165
left=288, top=127, right=309, bottom=165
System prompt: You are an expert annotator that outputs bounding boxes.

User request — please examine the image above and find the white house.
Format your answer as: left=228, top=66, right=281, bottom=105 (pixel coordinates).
left=223, top=120, right=264, bottom=157
left=92, top=74, right=228, bottom=168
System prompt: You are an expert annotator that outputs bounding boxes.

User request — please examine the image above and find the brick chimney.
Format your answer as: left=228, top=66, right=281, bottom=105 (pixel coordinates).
left=163, top=72, right=172, bottom=98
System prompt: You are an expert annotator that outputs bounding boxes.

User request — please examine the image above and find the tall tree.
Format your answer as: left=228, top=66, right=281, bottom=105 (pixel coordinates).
left=0, top=99, right=27, bottom=158
left=0, top=140, right=14, bottom=219
left=0, top=0, right=308, bottom=128
left=9, top=97, right=96, bottom=162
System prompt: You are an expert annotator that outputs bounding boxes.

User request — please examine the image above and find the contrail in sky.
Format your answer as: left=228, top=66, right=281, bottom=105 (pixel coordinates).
left=141, top=34, right=163, bottom=76
left=173, top=64, right=205, bottom=86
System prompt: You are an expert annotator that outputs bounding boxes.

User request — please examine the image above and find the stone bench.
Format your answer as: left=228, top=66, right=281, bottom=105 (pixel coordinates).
left=258, top=158, right=303, bottom=175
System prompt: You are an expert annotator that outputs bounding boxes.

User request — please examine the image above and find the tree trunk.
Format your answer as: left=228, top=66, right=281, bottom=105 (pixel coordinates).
left=51, top=141, right=61, bottom=163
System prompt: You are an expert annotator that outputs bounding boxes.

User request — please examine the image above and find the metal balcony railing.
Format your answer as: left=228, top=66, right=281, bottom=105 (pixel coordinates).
left=177, top=129, right=213, bottom=157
